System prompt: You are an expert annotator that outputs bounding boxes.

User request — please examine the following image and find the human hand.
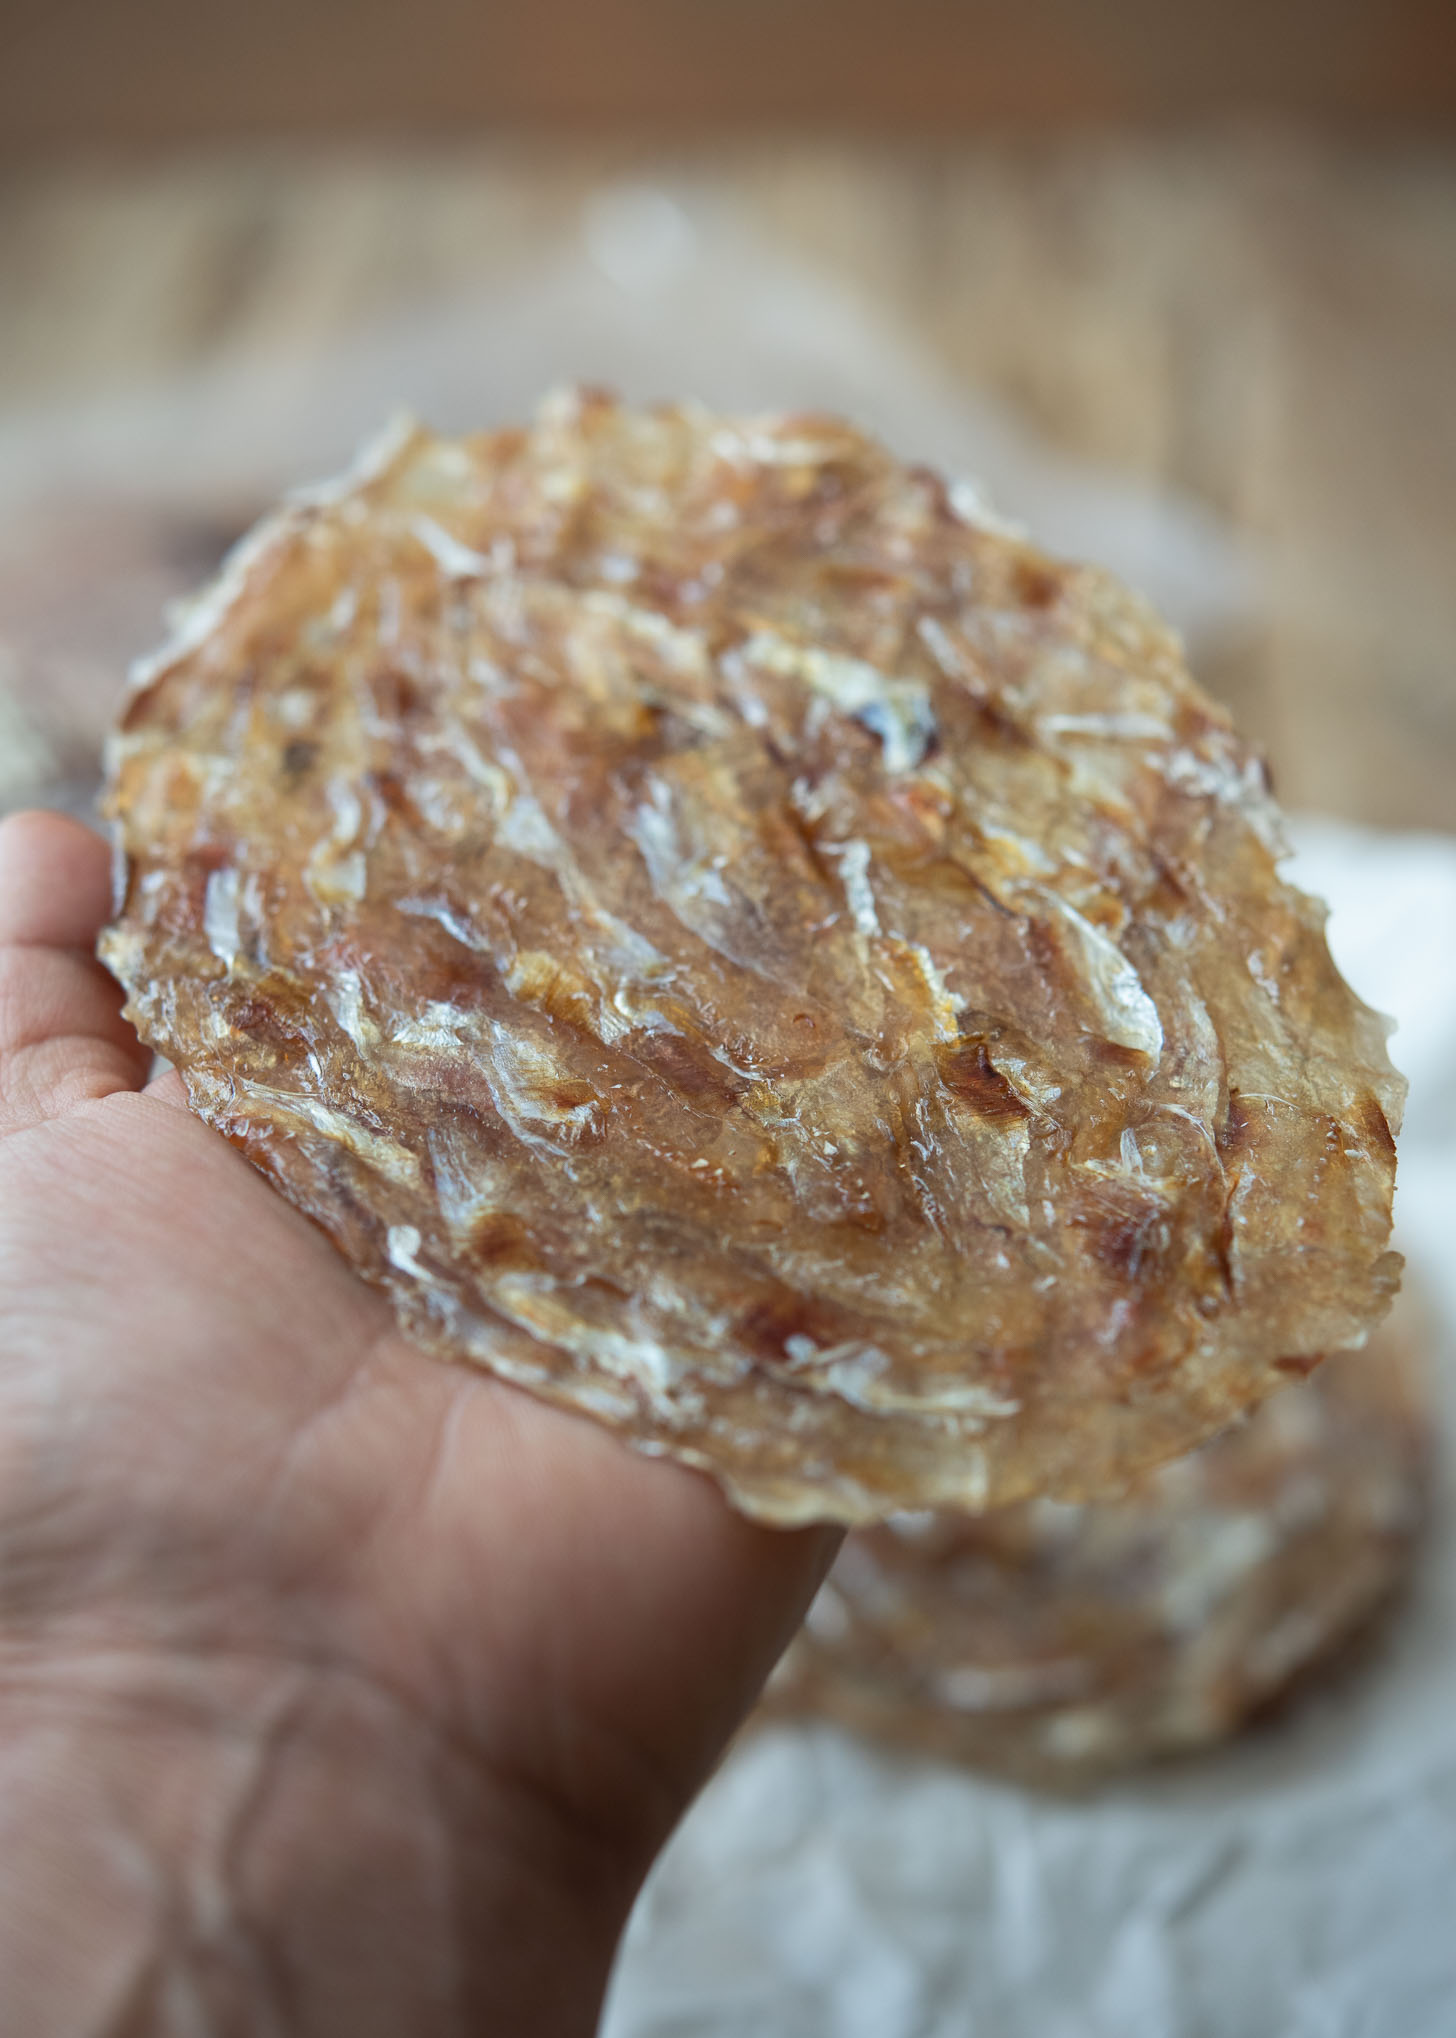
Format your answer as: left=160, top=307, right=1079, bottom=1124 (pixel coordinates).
left=0, top=809, right=835, bottom=2036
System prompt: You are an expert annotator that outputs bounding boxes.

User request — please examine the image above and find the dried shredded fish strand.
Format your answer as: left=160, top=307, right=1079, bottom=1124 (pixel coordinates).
left=100, top=392, right=1404, bottom=1525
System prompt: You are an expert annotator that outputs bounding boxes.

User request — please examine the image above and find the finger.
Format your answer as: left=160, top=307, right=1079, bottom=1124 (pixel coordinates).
left=0, top=809, right=114, bottom=949
left=145, top=1063, right=190, bottom=1108
left=0, top=812, right=151, bottom=1135
left=487, top=1404, right=840, bottom=1857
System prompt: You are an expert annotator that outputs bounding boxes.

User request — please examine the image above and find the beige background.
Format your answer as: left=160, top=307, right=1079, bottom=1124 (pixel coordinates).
left=3, top=131, right=1454, bottom=828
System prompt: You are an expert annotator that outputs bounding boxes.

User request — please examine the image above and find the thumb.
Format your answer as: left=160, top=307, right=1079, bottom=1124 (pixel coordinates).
left=0, top=810, right=152, bottom=1138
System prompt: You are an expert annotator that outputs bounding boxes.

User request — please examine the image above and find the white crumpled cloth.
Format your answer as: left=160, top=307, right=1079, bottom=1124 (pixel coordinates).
left=604, top=820, right=1456, bottom=2038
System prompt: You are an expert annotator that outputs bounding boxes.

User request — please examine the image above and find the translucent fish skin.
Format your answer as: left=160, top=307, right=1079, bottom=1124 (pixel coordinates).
left=100, top=391, right=1403, bottom=1525
left=764, top=1304, right=1429, bottom=1784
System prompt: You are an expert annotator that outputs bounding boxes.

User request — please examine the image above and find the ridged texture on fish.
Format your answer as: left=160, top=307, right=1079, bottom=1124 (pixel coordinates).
left=100, top=392, right=1404, bottom=1523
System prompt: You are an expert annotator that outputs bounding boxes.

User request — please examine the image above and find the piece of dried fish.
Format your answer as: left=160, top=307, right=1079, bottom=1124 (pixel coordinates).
left=763, top=1297, right=1429, bottom=1782
left=100, top=391, right=1403, bottom=1524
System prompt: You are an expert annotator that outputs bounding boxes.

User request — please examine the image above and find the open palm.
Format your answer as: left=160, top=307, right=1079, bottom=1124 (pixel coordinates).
left=0, top=809, right=833, bottom=2035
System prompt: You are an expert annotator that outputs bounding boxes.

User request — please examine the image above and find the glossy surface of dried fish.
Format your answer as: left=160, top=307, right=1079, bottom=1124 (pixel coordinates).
left=764, top=1306, right=1429, bottom=1782
left=101, top=393, right=1403, bottom=1523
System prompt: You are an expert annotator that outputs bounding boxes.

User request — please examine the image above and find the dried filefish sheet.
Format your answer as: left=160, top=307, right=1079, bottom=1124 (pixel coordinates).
left=100, top=391, right=1403, bottom=1525
left=763, top=1297, right=1430, bottom=1783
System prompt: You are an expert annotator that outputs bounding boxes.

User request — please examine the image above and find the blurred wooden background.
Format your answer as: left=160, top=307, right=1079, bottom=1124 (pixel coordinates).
left=5, top=0, right=1456, bottom=148
left=1, top=3, right=1453, bottom=828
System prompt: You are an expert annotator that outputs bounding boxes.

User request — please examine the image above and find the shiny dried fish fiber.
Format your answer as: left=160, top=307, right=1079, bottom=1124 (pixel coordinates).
left=764, top=1299, right=1429, bottom=1783
left=100, top=391, right=1403, bottom=1525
